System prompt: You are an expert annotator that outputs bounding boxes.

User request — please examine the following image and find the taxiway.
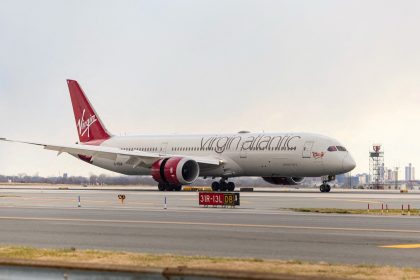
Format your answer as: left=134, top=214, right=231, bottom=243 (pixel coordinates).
left=0, top=186, right=419, bottom=267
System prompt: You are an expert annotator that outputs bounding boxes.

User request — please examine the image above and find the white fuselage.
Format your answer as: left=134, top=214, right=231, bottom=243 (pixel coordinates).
left=86, top=132, right=355, bottom=178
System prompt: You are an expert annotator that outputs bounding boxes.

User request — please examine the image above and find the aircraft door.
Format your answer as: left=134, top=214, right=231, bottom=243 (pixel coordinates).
left=159, top=142, right=168, bottom=156
left=302, top=141, right=314, bottom=158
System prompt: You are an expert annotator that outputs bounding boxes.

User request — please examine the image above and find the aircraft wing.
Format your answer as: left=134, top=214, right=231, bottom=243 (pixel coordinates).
left=0, top=138, right=221, bottom=168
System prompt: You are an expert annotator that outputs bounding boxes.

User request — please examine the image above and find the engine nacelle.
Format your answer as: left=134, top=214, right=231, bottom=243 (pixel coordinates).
left=151, top=157, right=200, bottom=185
left=262, top=177, right=305, bottom=185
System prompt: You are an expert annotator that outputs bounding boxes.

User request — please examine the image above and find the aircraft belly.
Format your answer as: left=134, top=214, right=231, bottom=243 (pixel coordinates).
left=267, top=157, right=297, bottom=177
left=91, top=157, right=150, bottom=176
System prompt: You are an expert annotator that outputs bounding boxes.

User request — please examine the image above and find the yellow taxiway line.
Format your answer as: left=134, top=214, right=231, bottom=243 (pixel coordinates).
left=380, top=244, right=420, bottom=249
left=316, top=197, right=383, bottom=204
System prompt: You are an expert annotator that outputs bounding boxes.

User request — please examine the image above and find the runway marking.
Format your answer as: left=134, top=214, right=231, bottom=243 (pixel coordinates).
left=0, top=204, right=417, bottom=219
left=316, top=198, right=383, bottom=204
left=1, top=215, right=420, bottom=234
left=380, top=244, right=420, bottom=249
left=17, top=197, right=156, bottom=206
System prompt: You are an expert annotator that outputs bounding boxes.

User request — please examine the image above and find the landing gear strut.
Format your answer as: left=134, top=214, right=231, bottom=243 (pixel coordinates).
left=158, top=183, right=182, bottom=191
left=211, top=179, right=235, bottom=192
left=319, top=175, right=335, bottom=193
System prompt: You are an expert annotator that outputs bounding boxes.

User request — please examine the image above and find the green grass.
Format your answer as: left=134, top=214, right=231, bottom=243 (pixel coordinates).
left=0, top=246, right=418, bottom=279
left=289, top=208, right=420, bottom=215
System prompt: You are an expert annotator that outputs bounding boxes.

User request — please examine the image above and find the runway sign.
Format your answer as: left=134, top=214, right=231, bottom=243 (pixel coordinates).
left=199, top=192, right=240, bottom=206
left=118, top=194, right=126, bottom=204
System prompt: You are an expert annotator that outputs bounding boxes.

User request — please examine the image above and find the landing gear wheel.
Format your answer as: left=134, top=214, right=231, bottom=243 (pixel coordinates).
left=211, top=181, right=220, bottom=191
left=325, top=184, right=331, bottom=192
left=174, top=185, right=182, bottom=191
left=227, top=182, right=235, bottom=192
left=220, top=181, right=228, bottom=192
left=320, top=184, right=331, bottom=193
left=160, top=184, right=175, bottom=191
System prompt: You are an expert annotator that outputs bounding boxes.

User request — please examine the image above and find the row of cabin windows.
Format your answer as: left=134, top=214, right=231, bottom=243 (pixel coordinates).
left=122, top=147, right=158, bottom=152
left=121, top=146, right=288, bottom=153
left=171, top=146, right=289, bottom=152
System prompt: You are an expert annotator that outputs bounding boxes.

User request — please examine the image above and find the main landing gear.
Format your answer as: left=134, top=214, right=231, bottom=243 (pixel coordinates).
left=157, top=179, right=236, bottom=192
left=158, top=183, right=182, bottom=191
left=211, top=179, right=235, bottom=192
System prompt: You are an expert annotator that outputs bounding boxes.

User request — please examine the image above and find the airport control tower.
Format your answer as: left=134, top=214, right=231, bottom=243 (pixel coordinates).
left=369, top=144, right=384, bottom=189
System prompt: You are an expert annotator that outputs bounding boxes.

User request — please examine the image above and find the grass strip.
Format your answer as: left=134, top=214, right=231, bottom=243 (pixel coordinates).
left=290, top=208, right=420, bottom=215
left=0, top=246, right=418, bottom=279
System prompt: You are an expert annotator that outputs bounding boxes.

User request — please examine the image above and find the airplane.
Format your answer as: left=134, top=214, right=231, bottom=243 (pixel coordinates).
left=1, top=80, right=356, bottom=192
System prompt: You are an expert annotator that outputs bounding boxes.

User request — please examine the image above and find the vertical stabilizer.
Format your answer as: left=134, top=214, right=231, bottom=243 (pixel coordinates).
left=67, top=80, right=111, bottom=143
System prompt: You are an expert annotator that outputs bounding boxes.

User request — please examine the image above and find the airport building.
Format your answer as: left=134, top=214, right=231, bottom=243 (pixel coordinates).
left=405, top=163, right=415, bottom=181
left=357, top=173, right=369, bottom=185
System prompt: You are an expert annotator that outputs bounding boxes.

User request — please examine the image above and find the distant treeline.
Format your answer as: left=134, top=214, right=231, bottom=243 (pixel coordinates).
left=0, top=174, right=279, bottom=186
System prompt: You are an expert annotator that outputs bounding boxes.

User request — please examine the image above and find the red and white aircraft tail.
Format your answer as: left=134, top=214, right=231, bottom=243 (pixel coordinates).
left=67, top=80, right=111, bottom=143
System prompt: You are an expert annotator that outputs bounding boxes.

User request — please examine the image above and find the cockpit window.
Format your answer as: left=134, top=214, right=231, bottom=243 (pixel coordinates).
left=336, top=146, right=347, bottom=152
left=327, top=146, right=337, bottom=152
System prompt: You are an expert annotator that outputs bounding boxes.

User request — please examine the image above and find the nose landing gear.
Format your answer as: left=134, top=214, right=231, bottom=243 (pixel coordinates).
left=320, top=184, right=331, bottom=193
left=319, top=175, right=335, bottom=193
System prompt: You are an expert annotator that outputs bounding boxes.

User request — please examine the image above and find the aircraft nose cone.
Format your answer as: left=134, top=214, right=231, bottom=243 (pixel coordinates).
left=342, top=154, right=356, bottom=172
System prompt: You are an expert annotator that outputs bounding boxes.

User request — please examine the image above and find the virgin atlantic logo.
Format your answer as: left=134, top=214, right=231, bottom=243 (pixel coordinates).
left=312, top=152, right=325, bottom=159
left=77, top=109, right=97, bottom=137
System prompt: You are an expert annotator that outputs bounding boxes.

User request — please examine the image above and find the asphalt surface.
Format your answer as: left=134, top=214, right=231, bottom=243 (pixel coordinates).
left=1, top=185, right=420, bottom=267
left=0, top=266, right=153, bottom=280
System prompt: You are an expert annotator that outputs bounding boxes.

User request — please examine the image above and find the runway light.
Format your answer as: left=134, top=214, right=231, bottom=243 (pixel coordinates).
left=164, top=196, right=167, bottom=210
left=78, top=196, right=81, bottom=208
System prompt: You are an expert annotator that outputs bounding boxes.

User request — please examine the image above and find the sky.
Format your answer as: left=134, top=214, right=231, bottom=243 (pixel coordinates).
left=0, top=0, right=420, bottom=177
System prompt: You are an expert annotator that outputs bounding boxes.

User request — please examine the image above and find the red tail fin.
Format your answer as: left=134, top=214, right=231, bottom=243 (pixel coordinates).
left=67, top=80, right=111, bottom=143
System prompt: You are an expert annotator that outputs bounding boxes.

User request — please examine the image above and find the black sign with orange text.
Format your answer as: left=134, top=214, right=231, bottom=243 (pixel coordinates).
left=199, top=192, right=240, bottom=206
